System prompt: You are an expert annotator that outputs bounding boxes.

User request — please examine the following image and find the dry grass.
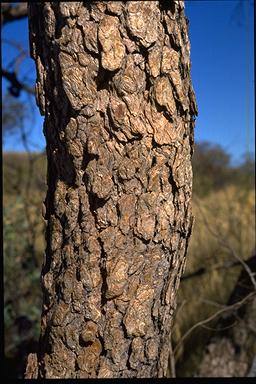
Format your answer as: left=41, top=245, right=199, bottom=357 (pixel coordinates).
left=173, top=185, right=255, bottom=376
left=3, top=153, right=255, bottom=376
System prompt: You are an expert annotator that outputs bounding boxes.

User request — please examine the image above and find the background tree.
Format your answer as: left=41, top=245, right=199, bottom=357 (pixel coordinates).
left=1, top=3, right=33, bottom=97
left=25, top=1, right=197, bottom=378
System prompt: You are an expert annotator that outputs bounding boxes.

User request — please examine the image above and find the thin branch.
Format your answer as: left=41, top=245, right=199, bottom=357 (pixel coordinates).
left=201, top=298, right=226, bottom=309
left=181, top=266, right=206, bottom=281
left=2, top=38, right=29, bottom=73
left=173, top=291, right=256, bottom=357
left=199, top=321, right=237, bottom=332
left=194, top=198, right=256, bottom=290
left=169, top=339, right=176, bottom=378
left=2, top=38, right=29, bottom=56
left=2, top=68, right=35, bottom=97
left=181, top=255, right=255, bottom=282
left=174, top=300, right=188, bottom=321
left=1, top=3, right=28, bottom=26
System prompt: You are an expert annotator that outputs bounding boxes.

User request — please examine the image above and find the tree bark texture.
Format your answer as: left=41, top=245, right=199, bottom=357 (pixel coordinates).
left=26, top=1, right=197, bottom=378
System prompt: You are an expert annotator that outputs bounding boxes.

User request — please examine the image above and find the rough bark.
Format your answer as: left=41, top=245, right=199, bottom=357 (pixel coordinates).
left=198, top=255, right=256, bottom=377
left=26, top=1, right=197, bottom=378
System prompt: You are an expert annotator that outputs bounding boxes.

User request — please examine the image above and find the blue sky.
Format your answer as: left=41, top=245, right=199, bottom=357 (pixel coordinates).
left=186, top=0, right=254, bottom=164
left=2, top=0, right=254, bottom=164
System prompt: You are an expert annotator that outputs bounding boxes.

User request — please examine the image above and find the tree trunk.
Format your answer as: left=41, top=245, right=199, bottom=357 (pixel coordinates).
left=26, top=1, right=197, bottom=378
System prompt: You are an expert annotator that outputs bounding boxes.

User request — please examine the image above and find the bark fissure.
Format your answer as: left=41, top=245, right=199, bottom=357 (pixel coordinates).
left=98, top=237, right=108, bottom=308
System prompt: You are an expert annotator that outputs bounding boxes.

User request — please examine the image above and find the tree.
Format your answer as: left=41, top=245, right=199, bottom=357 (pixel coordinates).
left=25, top=1, right=197, bottom=378
left=192, top=141, right=232, bottom=195
left=1, top=3, right=34, bottom=97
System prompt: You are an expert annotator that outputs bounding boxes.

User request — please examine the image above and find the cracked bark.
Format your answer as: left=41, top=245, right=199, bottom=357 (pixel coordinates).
left=25, top=1, right=197, bottom=378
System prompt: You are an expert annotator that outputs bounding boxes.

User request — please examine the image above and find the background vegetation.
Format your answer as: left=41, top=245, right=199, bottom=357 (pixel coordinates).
left=3, top=143, right=255, bottom=378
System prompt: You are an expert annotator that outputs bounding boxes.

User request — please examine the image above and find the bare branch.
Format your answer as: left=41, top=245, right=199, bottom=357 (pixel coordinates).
left=2, top=38, right=29, bottom=55
left=181, top=254, right=256, bottom=282
left=173, top=291, right=256, bottom=357
left=1, top=3, right=28, bottom=26
left=2, top=68, right=35, bottom=97
left=194, top=197, right=256, bottom=290
left=169, top=339, right=176, bottom=378
left=2, top=38, right=29, bottom=73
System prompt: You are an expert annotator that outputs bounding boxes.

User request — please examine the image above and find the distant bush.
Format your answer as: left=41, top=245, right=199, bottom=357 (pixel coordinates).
left=3, top=152, right=46, bottom=378
left=193, top=142, right=255, bottom=196
left=4, top=195, right=42, bottom=377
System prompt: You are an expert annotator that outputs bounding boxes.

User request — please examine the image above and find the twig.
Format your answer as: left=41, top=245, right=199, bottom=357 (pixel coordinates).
left=173, top=299, right=187, bottom=322
left=173, top=291, right=255, bottom=357
left=199, top=321, right=237, bottom=332
left=2, top=38, right=29, bottom=73
left=169, top=339, right=176, bottom=378
left=194, top=198, right=256, bottom=290
left=201, top=298, right=226, bottom=309
left=181, top=257, right=254, bottom=282
left=1, top=68, right=35, bottom=96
